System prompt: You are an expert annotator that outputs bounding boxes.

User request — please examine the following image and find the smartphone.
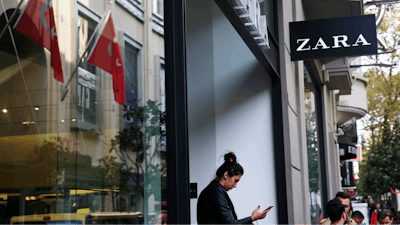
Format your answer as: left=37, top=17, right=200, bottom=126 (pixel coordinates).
left=266, top=205, right=274, bottom=210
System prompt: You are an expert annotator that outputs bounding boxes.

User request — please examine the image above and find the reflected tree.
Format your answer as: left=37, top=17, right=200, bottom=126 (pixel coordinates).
left=109, top=99, right=166, bottom=219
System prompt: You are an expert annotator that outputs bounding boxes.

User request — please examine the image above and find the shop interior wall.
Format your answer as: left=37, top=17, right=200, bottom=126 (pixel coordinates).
left=187, top=0, right=278, bottom=223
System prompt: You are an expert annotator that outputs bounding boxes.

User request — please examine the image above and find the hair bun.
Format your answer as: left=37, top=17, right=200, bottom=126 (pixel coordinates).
left=224, top=152, right=237, bottom=163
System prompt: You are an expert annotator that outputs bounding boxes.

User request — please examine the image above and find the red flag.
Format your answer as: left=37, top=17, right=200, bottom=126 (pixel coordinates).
left=14, top=0, right=64, bottom=83
left=87, top=11, right=126, bottom=105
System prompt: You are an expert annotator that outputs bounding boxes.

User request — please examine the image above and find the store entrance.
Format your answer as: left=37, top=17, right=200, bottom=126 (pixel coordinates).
left=186, top=0, right=278, bottom=223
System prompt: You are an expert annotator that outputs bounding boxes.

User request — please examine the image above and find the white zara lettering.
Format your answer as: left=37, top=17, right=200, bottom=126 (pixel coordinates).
left=352, top=34, right=371, bottom=46
left=295, top=34, right=371, bottom=52
left=332, top=35, right=350, bottom=48
left=296, top=38, right=311, bottom=51
left=312, top=37, right=330, bottom=50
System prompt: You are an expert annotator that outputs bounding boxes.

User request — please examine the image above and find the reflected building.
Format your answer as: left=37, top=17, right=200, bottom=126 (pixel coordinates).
left=0, top=0, right=165, bottom=223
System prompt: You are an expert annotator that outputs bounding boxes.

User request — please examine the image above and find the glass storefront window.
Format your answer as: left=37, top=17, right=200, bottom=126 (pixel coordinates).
left=304, top=70, right=322, bottom=224
left=0, top=0, right=166, bottom=224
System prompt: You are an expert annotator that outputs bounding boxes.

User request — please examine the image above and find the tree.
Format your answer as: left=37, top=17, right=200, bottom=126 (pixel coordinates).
left=358, top=6, right=400, bottom=198
left=358, top=122, right=400, bottom=196
left=109, top=99, right=166, bottom=219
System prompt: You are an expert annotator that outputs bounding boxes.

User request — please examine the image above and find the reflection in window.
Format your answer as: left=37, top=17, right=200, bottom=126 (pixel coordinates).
left=77, top=14, right=100, bottom=129
left=258, top=0, right=276, bottom=39
left=124, top=43, right=139, bottom=95
left=0, top=0, right=166, bottom=223
left=124, top=40, right=140, bottom=127
left=305, top=71, right=322, bottom=224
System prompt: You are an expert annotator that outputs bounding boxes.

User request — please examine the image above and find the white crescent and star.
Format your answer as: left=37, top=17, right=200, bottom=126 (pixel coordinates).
left=108, top=37, right=122, bottom=67
left=40, top=0, right=57, bottom=40
left=116, top=58, right=122, bottom=66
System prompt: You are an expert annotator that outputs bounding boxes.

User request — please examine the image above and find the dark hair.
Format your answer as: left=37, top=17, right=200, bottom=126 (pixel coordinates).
left=378, top=209, right=393, bottom=221
left=215, top=152, right=244, bottom=181
left=326, top=198, right=345, bottom=223
left=336, top=191, right=351, bottom=200
left=352, top=211, right=364, bottom=219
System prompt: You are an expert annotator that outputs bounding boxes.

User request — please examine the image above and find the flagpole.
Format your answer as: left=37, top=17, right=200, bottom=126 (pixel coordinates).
left=60, top=2, right=113, bottom=101
left=0, top=0, right=25, bottom=41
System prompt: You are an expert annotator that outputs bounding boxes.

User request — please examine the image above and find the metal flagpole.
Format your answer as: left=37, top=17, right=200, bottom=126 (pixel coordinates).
left=60, top=1, right=113, bottom=101
left=0, top=0, right=25, bottom=41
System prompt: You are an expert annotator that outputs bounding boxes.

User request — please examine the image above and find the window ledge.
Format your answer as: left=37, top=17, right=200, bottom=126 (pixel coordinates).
left=116, top=0, right=145, bottom=22
left=152, top=12, right=164, bottom=21
left=151, top=16, right=164, bottom=36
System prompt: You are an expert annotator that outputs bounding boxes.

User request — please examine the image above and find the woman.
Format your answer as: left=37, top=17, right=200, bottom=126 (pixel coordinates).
left=197, top=152, right=272, bottom=224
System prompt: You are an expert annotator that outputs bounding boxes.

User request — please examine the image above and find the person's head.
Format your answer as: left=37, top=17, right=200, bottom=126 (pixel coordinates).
left=352, top=211, right=365, bottom=225
left=376, top=204, right=381, bottom=211
left=378, top=209, right=393, bottom=225
left=326, top=198, right=347, bottom=224
left=216, top=152, right=244, bottom=191
left=336, top=191, right=351, bottom=215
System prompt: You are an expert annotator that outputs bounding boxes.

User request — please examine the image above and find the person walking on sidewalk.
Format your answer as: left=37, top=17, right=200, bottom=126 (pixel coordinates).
left=197, top=152, right=273, bottom=224
left=326, top=198, right=348, bottom=225
left=320, top=192, right=356, bottom=224
left=352, top=211, right=365, bottom=225
left=378, top=209, right=394, bottom=225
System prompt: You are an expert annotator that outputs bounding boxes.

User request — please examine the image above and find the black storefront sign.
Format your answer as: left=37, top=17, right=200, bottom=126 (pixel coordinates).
left=289, top=14, right=377, bottom=61
left=341, top=161, right=355, bottom=188
left=339, top=143, right=357, bottom=160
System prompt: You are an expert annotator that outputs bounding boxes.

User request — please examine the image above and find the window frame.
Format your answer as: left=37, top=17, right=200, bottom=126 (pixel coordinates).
left=123, top=33, right=143, bottom=100
left=75, top=2, right=103, bottom=131
left=152, top=0, right=164, bottom=20
left=121, top=33, right=143, bottom=127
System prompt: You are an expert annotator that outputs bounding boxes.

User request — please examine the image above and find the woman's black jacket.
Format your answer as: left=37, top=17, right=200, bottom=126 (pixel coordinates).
left=197, top=180, right=253, bottom=224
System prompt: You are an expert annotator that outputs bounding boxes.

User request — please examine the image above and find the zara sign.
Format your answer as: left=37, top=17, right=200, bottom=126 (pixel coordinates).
left=229, top=0, right=270, bottom=49
left=290, top=15, right=377, bottom=61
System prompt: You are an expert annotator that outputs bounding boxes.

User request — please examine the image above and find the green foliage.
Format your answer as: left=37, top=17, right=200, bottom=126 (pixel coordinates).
left=108, top=99, right=166, bottom=215
left=358, top=122, right=400, bottom=195
left=358, top=8, right=400, bottom=197
left=305, top=90, right=320, bottom=193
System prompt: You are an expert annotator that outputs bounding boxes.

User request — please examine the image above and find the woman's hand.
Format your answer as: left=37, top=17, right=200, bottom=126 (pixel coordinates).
left=251, top=205, right=273, bottom=221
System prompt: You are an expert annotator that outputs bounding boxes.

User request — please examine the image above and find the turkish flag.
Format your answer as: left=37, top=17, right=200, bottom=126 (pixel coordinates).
left=87, top=12, right=125, bottom=105
left=14, top=0, right=64, bottom=83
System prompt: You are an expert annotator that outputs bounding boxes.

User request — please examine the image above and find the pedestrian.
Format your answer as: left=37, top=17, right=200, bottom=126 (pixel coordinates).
left=326, top=198, right=348, bottom=225
left=390, top=207, right=398, bottom=225
left=376, top=204, right=382, bottom=212
left=371, top=203, right=382, bottom=225
left=197, top=152, right=273, bottom=224
left=367, top=198, right=374, bottom=220
left=352, top=211, right=365, bottom=225
left=320, top=192, right=356, bottom=224
left=378, top=209, right=394, bottom=225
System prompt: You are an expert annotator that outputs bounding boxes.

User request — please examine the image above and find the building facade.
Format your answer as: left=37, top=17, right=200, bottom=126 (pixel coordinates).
left=0, top=0, right=371, bottom=224
left=165, top=0, right=369, bottom=224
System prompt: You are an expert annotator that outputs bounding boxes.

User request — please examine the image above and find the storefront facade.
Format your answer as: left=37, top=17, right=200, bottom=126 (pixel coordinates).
left=0, top=0, right=371, bottom=224
left=165, top=0, right=370, bottom=224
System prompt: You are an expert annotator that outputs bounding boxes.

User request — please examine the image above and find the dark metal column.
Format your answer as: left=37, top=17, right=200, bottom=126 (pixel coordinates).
left=164, top=0, right=190, bottom=224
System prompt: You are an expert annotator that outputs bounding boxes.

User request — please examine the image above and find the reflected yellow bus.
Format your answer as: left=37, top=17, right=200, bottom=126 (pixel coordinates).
left=10, top=212, right=144, bottom=224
